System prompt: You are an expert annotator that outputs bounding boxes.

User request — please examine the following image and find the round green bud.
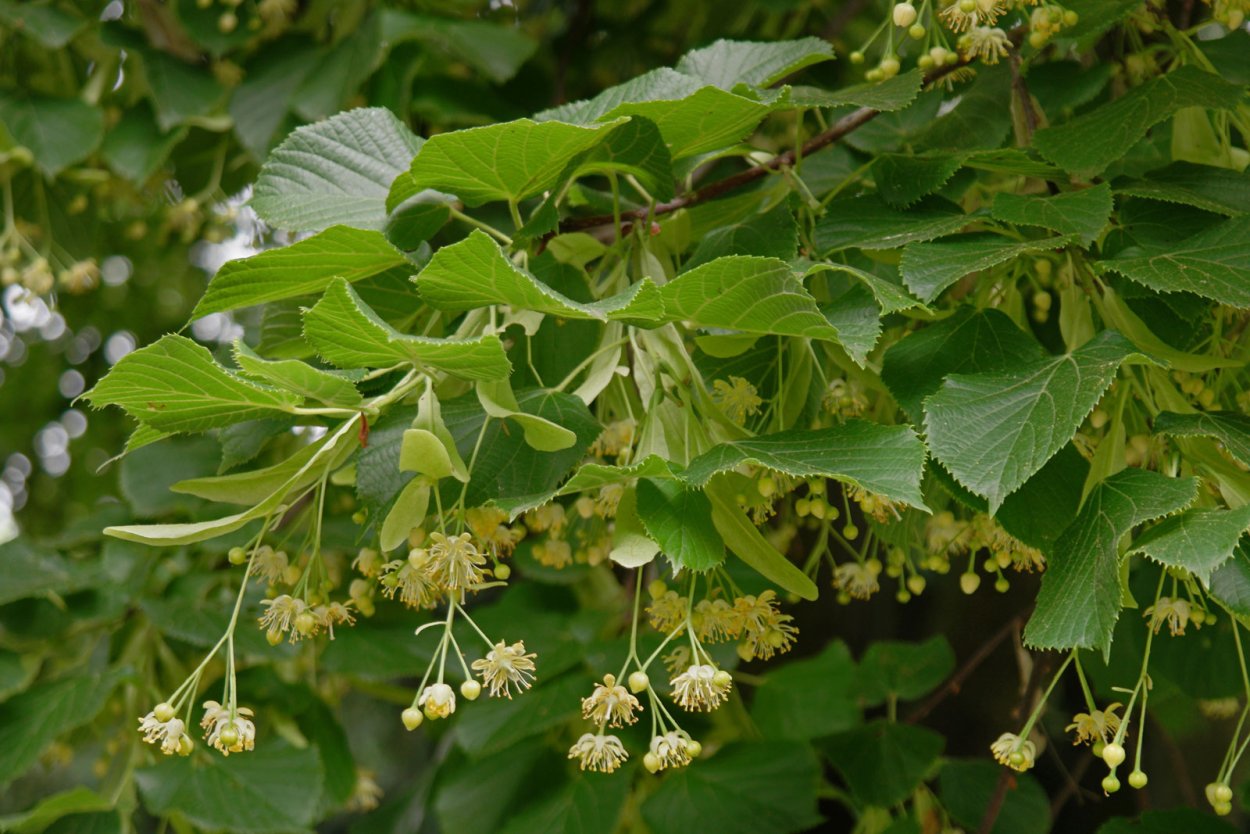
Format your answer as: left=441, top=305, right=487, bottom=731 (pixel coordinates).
left=227, top=546, right=247, bottom=565
left=909, top=23, right=926, bottom=40
left=1029, top=31, right=1050, bottom=50
left=401, top=707, right=423, bottom=731
left=907, top=575, right=927, bottom=595
left=351, top=510, right=367, bottom=525
left=1128, top=770, right=1148, bottom=789
left=1092, top=741, right=1106, bottom=758
left=686, top=739, right=702, bottom=758
left=648, top=579, right=668, bottom=600
left=712, top=670, right=733, bottom=689
left=1063, top=10, right=1079, bottom=26
left=896, top=589, right=912, bottom=603
left=643, top=752, right=662, bottom=774
left=1101, top=742, right=1126, bottom=767
left=880, top=57, right=901, bottom=79
left=1215, top=784, right=1234, bottom=803
left=959, top=0, right=976, bottom=11
left=843, top=524, right=859, bottom=541
left=918, top=55, right=936, bottom=69
left=154, top=702, right=176, bottom=723
left=1102, top=774, right=1121, bottom=794
left=494, top=563, right=512, bottom=581
left=866, top=68, right=884, bottom=82
left=960, top=572, right=981, bottom=595
left=460, top=680, right=482, bottom=701
left=850, top=50, right=865, bottom=65
left=295, top=611, right=317, bottom=636
left=177, top=734, right=194, bottom=756
left=628, top=671, right=650, bottom=694
left=995, top=576, right=1010, bottom=593
left=266, top=629, right=284, bottom=646
left=219, top=725, right=240, bottom=748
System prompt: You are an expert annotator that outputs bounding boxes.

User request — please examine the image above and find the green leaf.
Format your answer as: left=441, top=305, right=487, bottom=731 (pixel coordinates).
left=819, top=280, right=881, bottom=365
left=380, top=478, right=430, bottom=552
left=882, top=308, right=1046, bottom=423
left=381, top=9, right=536, bottom=84
left=1128, top=506, right=1250, bottom=584
left=750, top=641, right=858, bottom=739
left=610, top=485, right=661, bottom=568
left=136, top=48, right=226, bottom=131
left=1095, top=809, right=1239, bottom=834
left=675, top=38, right=835, bottom=90
left=641, top=742, right=822, bottom=834
left=813, top=195, right=970, bottom=254
left=416, top=229, right=662, bottom=323
left=1155, top=411, right=1250, bottom=468
left=135, top=742, right=322, bottom=834
left=0, top=672, right=119, bottom=785
left=227, top=43, right=320, bottom=161
left=1032, top=66, right=1246, bottom=177
left=0, top=650, right=38, bottom=705
left=1098, top=216, right=1250, bottom=308
left=789, top=69, right=923, bottom=112
left=455, top=673, right=587, bottom=757
left=1024, top=468, right=1198, bottom=654
left=659, top=256, right=839, bottom=341
left=477, top=378, right=577, bottom=452
left=499, top=771, right=631, bottom=834
left=232, top=342, right=361, bottom=408
left=995, top=444, right=1091, bottom=555
left=685, top=203, right=798, bottom=271
left=566, top=116, right=675, bottom=201
left=434, top=742, right=545, bottom=834
left=636, top=478, right=724, bottom=572
left=192, top=227, right=408, bottom=319
left=84, top=334, right=302, bottom=433
left=100, top=104, right=185, bottom=183
left=399, top=428, right=455, bottom=480
left=990, top=183, right=1114, bottom=245
left=822, top=721, right=944, bottom=808
left=0, top=92, right=103, bottom=177
left=583, top=88, right=773, bottom=162
left=682, top=422, right=928, bottom=510
left=173, top=428, right=355, bottom=505
left=1210, top=542, right=1250, bottom=621
left=390, top=117, right=624, bottom=209
left=706, top=477, right=819, bottom=600
left=1114, top=162, right=1250, bottom=217
left=901, top=234, right=1076, bottom=303
left=0, top=1, right=85, bottom=47
left=1097, top=286, right=1240, bottom=373
left=873, top=152, right=968, bottom=208
left=804, top=262, right=928, bottom=316
left=857, top=636, right=955, bottom=705
left=0, top=788, right=111, bottom=834
left=0, top=539, right=96, bottom=606
left=303, top=278, right=511, bottom=381
left=120, top=437, right=218, bottom=517
left=924, top=330, right=1143, bottom=513
left=251, top=107, right=423, bottom=232
left=940, top=760, right=1050, bottom=834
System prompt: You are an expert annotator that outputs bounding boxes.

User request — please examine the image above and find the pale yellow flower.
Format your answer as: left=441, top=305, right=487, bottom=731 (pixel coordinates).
left=648, top=731, right=694, bottom=770
left=990, top=732, right=1036, bottom=772
left=1144, top=597, right=1194, bottom=636
left=568, top=733, right=629, bottom=773
left=201, top=701, right=256, bottom=756
left=472, top=640, right=538, bottom=698
left=1066, top=703, right=1122, bottom=746
left=582, top=673, right=642, bottom=727
left=670, top=664, right=731, bottom=712
left=712, top=376, right=763, bottom=425
left=418, top=683, right=456, bottom=719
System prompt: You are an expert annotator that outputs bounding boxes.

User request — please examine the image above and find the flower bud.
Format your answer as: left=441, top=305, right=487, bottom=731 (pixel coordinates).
left=228, top=546, right=247, bottom=565
left=1128, top=770, right=1148, bottom=789
left=628, top=671, right=650, bottom=693
left=154, top=702, right=176, bottom=723
left=460, top=680, right=482, bottom=701
left=401, top=707, right=423, bottom=731
left=643, top=752, right=661, bottom=773
left=1101, top=742, right=1126, bottom=767
left=1101, top=774, right=1120, bottom=794
left=960, top=572, right=981, bottom=595
left=685, top=739, right=703, bottom=758
left=712, top=669, right=733, bottom=689
left=909, top=23, right=926, bottom=39
left=893, top=3, right=918, bottom=28
left=494, top=563, right=512, bottom=581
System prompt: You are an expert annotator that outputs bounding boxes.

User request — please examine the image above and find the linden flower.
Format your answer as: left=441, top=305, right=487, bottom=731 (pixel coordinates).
left=671, top=664, right=731, bottom=712
left=711, top=376, right=763, bottom=425
left=58, top=259, right=100, bottom=294
left=733, top=591, right=798, bottom=661
left=649, top=731, right=694, bottom=770
left=418, top=683, right=456, bottom=719
left=662, top=645, right=693, bottom=676
left=925, top=511, right=968, bottom=555
left=823, top=377, right=869, bottom=419
left=990, top=732, right=1036, bottom=772
left=533, top=539, right=573, bottom=568
left=472, top=640, right=538, bottom=698
left=647, top=590, right=689, bottom=632
left=834, top=561, right=881, bottom=601
left=352, top=547, right=383, bottom=578
left=465, top=507, right=524, bottom=557
left=961, top=26, right=1011, bottom=64
left=940, top=0, right=1005, bottom=31
left=138, top=709, right=191, bottom=756
left=425, top=532, right=487, bottom=592
left=582, top=673, right=642, bottom=727
left=380, top=558, right=441, bottom=609
left=590, top=420, right=636, bottom=459
left=526, top=503, right=567, bottom=535
left=253, top=545, right=289, bottom=584
left=595, top=483, right=625, bottom=518
left=1145, top=597, right=1194, bottom=636
left=1067, top=703, right=1123, bottom=746
left=693, top=598, right=739, bottom=643
left=568, top=733, right=629, bottom=773
left=201, top=701, right=256, bottom=756
left=258, top=594, right=306, bottom=642
left=314, top=601, right=356, bottom=640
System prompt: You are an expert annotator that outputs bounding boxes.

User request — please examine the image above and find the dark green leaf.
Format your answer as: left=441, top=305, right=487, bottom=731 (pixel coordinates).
left=675, top=37, right=835, bottom=90
left=1098, top=216, right=1250, bottom=308
left=990, top=183, right=1114, bottom=245
left=751, top=641, right=858, bottom=739
left=0, top=92, right=103, bottom=177
left=1114, top=162, right=1250, bottom=217
left=940, top=760, right=1050, bottom=834
left=857, top=636, right=955, bottom=705
left=822, top=721, right=944, bottom=807
left=1129, top=506, right=1250, bottom=584
left=1155, top=411, right=1250, bottom=468
left=0, top=672, right=120, bottom=785
left=901, top=234, right=1076, bottom=303
left=637, top=478, right=724, bottom=572
left=873, top=153, right=968, bottom=208
left=814, top=195, right=970, bottom=254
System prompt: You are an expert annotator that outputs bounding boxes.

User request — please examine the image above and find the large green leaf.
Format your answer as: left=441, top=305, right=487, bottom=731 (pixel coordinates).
left=881, top=308, right=1046, bottom=423
left=856, top=636, right=955, bottom=705
left=381, top=9, right=536, bottom=84
left=924, top=331, right=1142, bottom=513
left=389, top=117, right=623, bottom=209
left=658, top=256, right=840, bottom=341
left=191, top=227, right=409, bottom=318
left=303, top=278, right=511, bottom=381
left=750, top=641, right=859, bottom=740
left=137, top=48, right=225, bottom=131
left=416, top=229, right=662, bottom=323
left=0, top=539, right=97, bottom=606
left=822, top=721, right=944, bottom=808
left=901, top=234, right=1076, bottom=303
left=135, top=743, right=322, bottom=834
left=1024, top=469, right=1198, bottom=654
left=636, top=478, right=724, bottom=572
left=705, top=478, right=818, bottom=599
left=499, top=768, right=632, bottom=834
left=1096, top=810, right=1240, bottom=834
left=1114, top=162, right=1250, bottom=217
left=675, top=37, right=835, bottom=90
left=1032, top=66, right=1246, bottom=177
left=1098, top=216, right=1250, bottom=308
left=232, top=342, right=361, bottom=408
left=872, top=152, right=968, bottom=208
left=940, top=760, right=1050, bottom=834
left=85, top=335, right=302, bottom=433
left=0, top=92, right=103, bottom=177
left=641, top=743, right=822, bottom=834
left=0, top=672, right=120, bottom=785
left=1155, top=411, right=1250, bottom=468
left=0, top=788, right=112, bottom=834
left=1210, top=542, right=1250, bottom=621
left=564, top=115, right=676, bottom=201
left=251, top=107, right=423, bottom=232
left=685, top=203, right=798, bottom=272
left=789, top=69, right=923, bottom=112
left=100, top=103, right=185, bottom=183
left=1128, top=506, right=1250, bottom=584
left=990, top=183, right=1113, bottom=245
left=813, top=195, right=970, bottom=254
left=0, top=1, right=85, bottom=48
left=682, top=422, right=928, bottom=509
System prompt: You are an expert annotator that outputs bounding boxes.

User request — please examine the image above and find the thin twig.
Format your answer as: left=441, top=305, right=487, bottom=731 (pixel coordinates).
left=978, top=651, right=1056, bottom=834
left=906, top=612, right=1027, bottom=724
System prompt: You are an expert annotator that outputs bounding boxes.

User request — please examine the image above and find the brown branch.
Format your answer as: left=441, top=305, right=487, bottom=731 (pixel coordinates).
left=978, top=769, right=1016, bottom=834
left=906, top=612, right=1026, bottom=725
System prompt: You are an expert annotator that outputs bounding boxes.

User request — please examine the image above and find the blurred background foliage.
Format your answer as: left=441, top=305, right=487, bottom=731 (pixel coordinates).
left=0, top=2, right=1248, bottom=834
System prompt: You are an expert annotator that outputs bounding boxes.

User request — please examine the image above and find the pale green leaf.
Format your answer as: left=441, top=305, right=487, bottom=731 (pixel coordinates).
left=135, top=743, right=322, bottom=834
left=675, top=38, right=835, bottom=90
left=1210, top=543, right=1250, bottom=621
left=232, top=342, right=361, bottom=408
left=990, top=183, right=1114, bottom=245
left=901, top=234, right=1076, bottom=303
left=0, top=672, right=120, bottom=785
left=84, top=335, right=302, bottom=433
left=706, top=478, right=818, bottom=600
left=390, top=117, right=624, bottom=209
left=565, top=115, right=675, bottom=201
left=0, top=92, right=103, bottom=177
left=1032, top=66, right=1246, bottom=177
left=380, top=478, right=429, bottom=552
left=750, top=641, right=857, bottom=740
left=1129, top=506, right=1250, bottom=584
left=924, top=330, right=1144, bottom=513
left=1155, top=411, right=1250, bottom=468
left=399, top=428, right=455, bottom=480
left=682, top=422, right=928, bottom=509
left=1114, top=162, right=1250, bottom=216
left=1024, top=469, right=1198, bottom=654
left=251, top=107, right=423, bottom=232
left=536, top=68, right=703, bottom=124
left=476, top=378, right=577, bottom=452
left=788, top=69, right=923, bottom=112
left=172, top=429, right=355, bottom=505
left=192, top=226, right=408, bottom=318
left=414, top=387, right=471, bottom=481
left=609, top=486, right=661, bottom=568
left=636, top=478, right=724, bottom=572
left=416, top=229, right=662, bottom=323
left=1097, top=216, right=1250, bottom=308
left=1098, top=286, right=1240, bottom=373
left=0, top=539, right=97, bottom=606
left=303, top=278, right=511, bottom=381
left=0, top=787, right=111, bottom=834
left=881, top=308, right=1046, bottom=422
left=813, top=195, right=970, bottom=253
